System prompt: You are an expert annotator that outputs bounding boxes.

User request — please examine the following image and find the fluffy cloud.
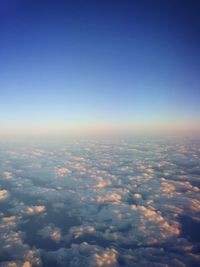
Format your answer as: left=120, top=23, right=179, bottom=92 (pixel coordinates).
left=44, top=243, right=119, bottom=267
left=38, top=224, right=62, bottom=242
left=92, top=248, right=119, bottom=267
left=69, top=225, right=96, bottom=239
left=0, top=190, right=9, bottom=202
left=0, top=212, right=42, bottom=266
left=0, top=138, right=199, bottom=266
left=25, top=206, right=46, bottom=215
left=55, top=167, right=71, bottom=176
left=96, top=192, right=122, bottom=203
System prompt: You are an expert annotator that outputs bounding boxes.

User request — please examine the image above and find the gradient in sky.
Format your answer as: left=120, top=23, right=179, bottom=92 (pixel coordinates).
left=0, top=0, right=200, bottom=134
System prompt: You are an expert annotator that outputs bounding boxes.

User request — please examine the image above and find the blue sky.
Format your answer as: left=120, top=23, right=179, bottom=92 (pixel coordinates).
left=0, top=0, right=199, bottom=134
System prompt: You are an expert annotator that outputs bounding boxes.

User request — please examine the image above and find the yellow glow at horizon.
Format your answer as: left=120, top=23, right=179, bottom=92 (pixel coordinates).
left=0, top=119, right=199, bottom=138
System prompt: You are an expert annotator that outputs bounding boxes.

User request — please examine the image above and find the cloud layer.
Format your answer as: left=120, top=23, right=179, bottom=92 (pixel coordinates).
left=0, top=137, right=200, bottom=266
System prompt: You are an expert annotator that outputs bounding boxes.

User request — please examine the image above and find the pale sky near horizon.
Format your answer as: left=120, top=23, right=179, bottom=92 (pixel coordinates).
left=0, top=0, right=199, bottom=135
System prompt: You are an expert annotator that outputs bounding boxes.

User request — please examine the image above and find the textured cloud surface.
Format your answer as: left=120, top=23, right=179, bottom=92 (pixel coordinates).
left=0, top=138, right=200, bottom=266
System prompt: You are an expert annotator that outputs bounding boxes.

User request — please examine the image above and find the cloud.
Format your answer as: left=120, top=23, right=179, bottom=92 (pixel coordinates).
left=3, top=172, right=13, bottom=180
left=96, top=192, right=122, bottom=203
left=55, top=167, right=71, bottom=176
left=38, top=224, right=62, bottom=242
left=44, top=243, right=119, bottom=267
left=92, top=248, right=119, bottom=267
left=25, top=206, right=46, bottom=216
left=0, top=190, right=9, bottom=202
left=69, top=225, right=96, bottom=239
left=0, top=138, right=200, bottom=266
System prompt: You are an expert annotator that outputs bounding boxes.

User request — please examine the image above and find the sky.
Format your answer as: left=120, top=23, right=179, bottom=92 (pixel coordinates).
left=0, top=0, right=200, bottom=135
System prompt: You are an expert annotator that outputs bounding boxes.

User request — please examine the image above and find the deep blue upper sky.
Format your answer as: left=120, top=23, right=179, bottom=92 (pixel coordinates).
left=0, top=0, right=200, bottom=133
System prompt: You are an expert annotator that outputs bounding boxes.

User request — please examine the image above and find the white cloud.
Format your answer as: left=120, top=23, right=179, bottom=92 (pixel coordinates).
left=0, top=139, right=200, bottom=266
